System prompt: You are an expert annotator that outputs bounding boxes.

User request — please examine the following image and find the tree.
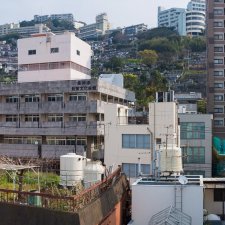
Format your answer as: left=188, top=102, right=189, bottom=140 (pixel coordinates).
left=123, top=73, right=139, bottom=91
left=138, top=50, right=158, bottom=68
left=104, top=57, right=124, bottom=73
left=197, top=99, right=206, bottom=113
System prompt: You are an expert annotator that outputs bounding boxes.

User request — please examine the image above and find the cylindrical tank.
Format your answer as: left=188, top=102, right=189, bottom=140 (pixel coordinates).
left=60, top=153, right=86, bottom=186
left=159, top=146, right=183, bottom=175
left=84, top=161, right=105, bottom=188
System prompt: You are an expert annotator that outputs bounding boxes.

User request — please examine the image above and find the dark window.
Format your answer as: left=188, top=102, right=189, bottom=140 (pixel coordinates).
left=76, top=50, right=80, bottom=56
left=50, top=48, right=59, bottom=53
left=214, top=189, right=225, bottom=202
left=28, top=50, right=36, bottom=55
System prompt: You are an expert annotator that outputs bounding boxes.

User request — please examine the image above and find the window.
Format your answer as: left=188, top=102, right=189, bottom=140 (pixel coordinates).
left=214, top=9, right=224, bottom=15
left=214, top=120, right=224, bottom=126
left=69, top=93, right=86, bottom=101
left=214, top=58, right=224, bottom=64
left=182, top=147, right=205, bottom=164
left=180, top=122, right=205, bottom=139
left=48, top=94, right=63, bottom=102
left=184, top=171, right=205, bottom=177
left=214, top=70, right=224, bottom=76
left=48, top=114, right=63, bottom=122
left=28, top=50, right=36, bottom=55
left=25, top=115, right=39, bottom=122
left=214, top=95, right=224, bottom=101
left=214, top=82, right=224, bottom=88
left=46, top=136, right=86, bottom=146
left=214, top=34, right=224, bottom=40
left=214, top=21, right=224, bottom=27
left=69, top=114, right=86, bottom=122
left=214, top=107, right=224, bottom=113
left=122, top=134, right=150, bottom=149
left=76, top=50, right=80, bottom=56
left=214, top=189, right=225, bottom=202
left=25, top=95, right=39, bottom=102
left=4, top=136, right=41, bottom=144
left=214, top=46, right=224, bottom=53
left=6, top=115, right=18, bottom=122
left=214, top=0, right=224, bottom=3
left=50, top=47, right=59, bottom=53
left=122, top=163, right=150, bottom=178
left=6, top=96, right=19, bottom=103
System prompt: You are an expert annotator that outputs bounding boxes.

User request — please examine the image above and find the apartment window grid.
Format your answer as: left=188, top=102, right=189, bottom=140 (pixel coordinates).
left=214, top=70, right=224, bottom=76
left=214, top=33, right=224, bottom=41
left=214, top=82, right=224, bottom=88
left=25, top=95, right=40, bottom=102
left=214, top=107, right=224, bottom=113
left=122, top=134, right=150, bottom=149
left=214, top=119, right=224, bottom=126
left=69, top=93, right=87, bottom=101
left=214, top=21, right=224, bottom=27
left=25, top=115, right=39, bottom=122
left=68, top=114, right=86, bottom=122
left=180, top=122, right=205, bottom=139
left=214, top=58, right=224, bottom=64
left=6, top=115, right=18, bottom=122
left=46, top=136, right=87, bottom=146
left=214, top=46, right=224, bottom=53
left=214, top=95, right=224, bottom=101
left=6, top=96, right=19, bottom=103
left=4, top=136, right=41, bottom=144
left=122, top=163, right=150, bottom=178
left=48, top=94, right=63, bottom=102
left=182, top=146, right=205, bottom=164
left=48, top=114, right=63, bottom=122
left=214, top=8, right=224, bottom=15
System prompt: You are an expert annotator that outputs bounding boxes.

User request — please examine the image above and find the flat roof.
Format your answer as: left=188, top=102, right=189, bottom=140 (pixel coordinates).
left=133, top=176, right=203, bottom=186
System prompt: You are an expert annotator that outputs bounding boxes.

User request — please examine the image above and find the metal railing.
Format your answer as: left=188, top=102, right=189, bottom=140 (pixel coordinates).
left=0, top=167, right=122, bottom=212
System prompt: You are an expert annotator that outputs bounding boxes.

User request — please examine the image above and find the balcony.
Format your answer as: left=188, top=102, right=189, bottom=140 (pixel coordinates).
left=0, top=121, right=104, bottom=136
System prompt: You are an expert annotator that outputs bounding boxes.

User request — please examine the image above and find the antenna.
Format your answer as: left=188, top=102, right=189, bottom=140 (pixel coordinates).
left=178, top=175, right=188, bottom=185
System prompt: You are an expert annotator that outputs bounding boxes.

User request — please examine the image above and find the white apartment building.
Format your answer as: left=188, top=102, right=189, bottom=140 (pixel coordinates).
left=34, top=14, right=74, bottom=23
left=0, top=23, right=50, bottom=37
left=158, top=0, right=206, bottom=36
left=186, top=0, right=206, bottom=36
left=17, top=32, right=92, bottom=82
left=0, top=23, right=20, bottom=36
left=158, top=7, right=186, bottom=36
left=104, top=101, right=180, bottom=178
left=78, top=13, right=110, bottom=40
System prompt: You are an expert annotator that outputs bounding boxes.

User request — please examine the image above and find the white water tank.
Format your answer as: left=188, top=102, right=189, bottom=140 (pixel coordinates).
left=160, top=146, right=183, bottom=175
left=60, top=153, right=86, bottom=186
left=84, top=161, right=105, bottom=188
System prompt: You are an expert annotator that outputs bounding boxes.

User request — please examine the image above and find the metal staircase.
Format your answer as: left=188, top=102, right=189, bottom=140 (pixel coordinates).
left=148, top=205, right=192, bottom=225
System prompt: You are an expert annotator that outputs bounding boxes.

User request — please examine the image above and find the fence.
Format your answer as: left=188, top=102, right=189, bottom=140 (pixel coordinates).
left=0, top=167, right=122, bottom=212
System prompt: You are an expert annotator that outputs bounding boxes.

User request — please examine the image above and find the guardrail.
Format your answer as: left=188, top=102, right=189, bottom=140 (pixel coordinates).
left=0, top=167, right=122, bottom=212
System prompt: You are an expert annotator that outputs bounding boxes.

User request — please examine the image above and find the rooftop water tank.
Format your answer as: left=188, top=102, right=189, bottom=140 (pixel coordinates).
left=60, top=153, right=86, bottom=187
left=84, top=161, right=105, bottom=188
left=160, top=146, right=183, bottom=176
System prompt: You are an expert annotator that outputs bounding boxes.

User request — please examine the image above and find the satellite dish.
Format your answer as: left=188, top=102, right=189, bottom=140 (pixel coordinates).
left=178, top=175, right=188, bottom=185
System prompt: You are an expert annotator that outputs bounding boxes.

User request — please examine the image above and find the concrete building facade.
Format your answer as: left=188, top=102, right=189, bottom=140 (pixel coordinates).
left=179, top=114, right=213, bottom=177
left=207, top=0, right=225, bottom=157
left=78, top=13, right=110, bottom=40
left=104, top=101, right=180, bottom=179
left=18, top=32, right=91, bottom=83
left=0, top=32, right=135, bottom=161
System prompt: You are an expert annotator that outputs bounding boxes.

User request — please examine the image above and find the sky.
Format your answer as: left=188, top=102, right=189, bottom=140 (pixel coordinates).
left=0, top=0, right=190, bottom=28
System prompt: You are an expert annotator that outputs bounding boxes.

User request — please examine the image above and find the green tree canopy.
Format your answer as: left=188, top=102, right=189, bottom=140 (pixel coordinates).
left=138, top=50, right=158, bottom=67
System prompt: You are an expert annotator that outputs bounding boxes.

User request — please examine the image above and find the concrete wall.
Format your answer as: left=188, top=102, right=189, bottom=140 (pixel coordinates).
left=179, top=114, right=213, bottom=177
left=18, top=32, right=91, bottom=82
left=0, top=174, right=128, bottom=225
left=131, top=182, right=203, bottom=225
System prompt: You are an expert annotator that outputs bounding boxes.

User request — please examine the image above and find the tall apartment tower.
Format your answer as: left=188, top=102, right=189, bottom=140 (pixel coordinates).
left=207, top=0, right=225, bottom=142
